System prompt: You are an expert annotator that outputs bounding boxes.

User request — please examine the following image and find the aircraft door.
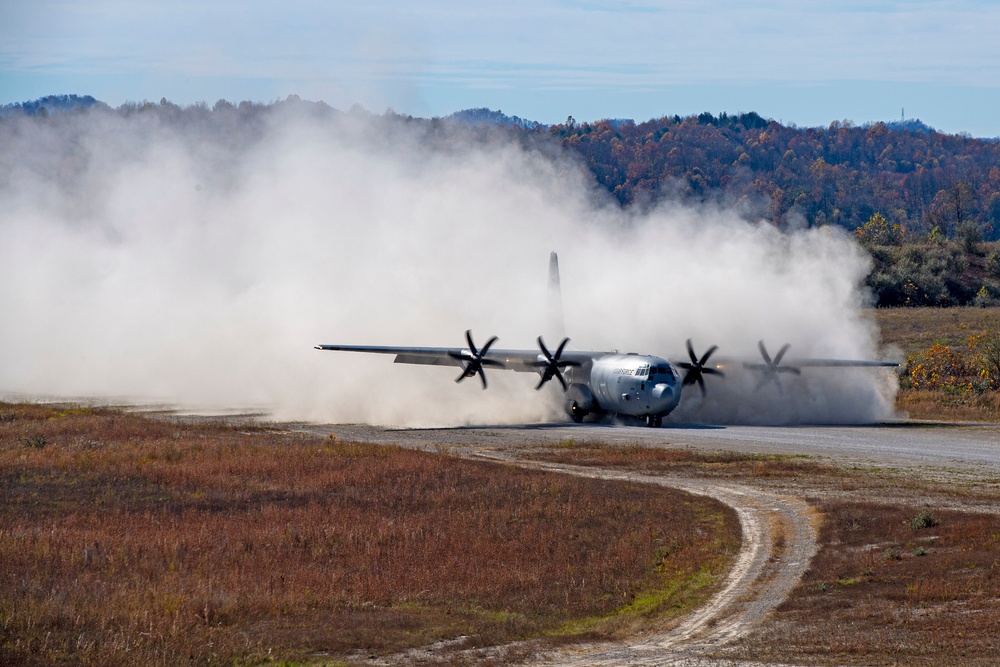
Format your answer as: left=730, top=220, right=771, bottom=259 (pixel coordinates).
left=637, top=365, right=651, bottom=410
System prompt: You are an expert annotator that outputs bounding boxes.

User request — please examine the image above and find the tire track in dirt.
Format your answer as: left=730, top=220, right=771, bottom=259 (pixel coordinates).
left=472, top=454, right=818, bottom=666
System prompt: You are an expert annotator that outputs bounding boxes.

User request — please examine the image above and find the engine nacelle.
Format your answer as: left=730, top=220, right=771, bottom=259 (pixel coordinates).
left=564, top=383, right=597, bottom=422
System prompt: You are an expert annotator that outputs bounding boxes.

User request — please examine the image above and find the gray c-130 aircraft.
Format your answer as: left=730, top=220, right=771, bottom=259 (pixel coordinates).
left=315, top=253, right=899, bottom=427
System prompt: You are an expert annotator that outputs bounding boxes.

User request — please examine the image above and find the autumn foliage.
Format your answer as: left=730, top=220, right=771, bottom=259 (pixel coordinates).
left=904, top=323, right=1000, bottom=393
left=905, top=343, right=979, bottom=391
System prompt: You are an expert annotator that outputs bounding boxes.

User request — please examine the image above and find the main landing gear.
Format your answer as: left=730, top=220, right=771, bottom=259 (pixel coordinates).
left=644, top=414, right=662, bottom=428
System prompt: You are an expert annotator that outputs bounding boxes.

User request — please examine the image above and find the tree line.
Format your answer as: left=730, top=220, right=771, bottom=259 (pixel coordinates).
left=8, top=97, right=1000, bottom=241
left=6, top=97, right=1000, bottom=305
left=544, top=112, right=1000, bottom=241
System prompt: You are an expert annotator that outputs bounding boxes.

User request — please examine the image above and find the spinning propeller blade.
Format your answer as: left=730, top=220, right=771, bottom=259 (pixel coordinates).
left=531, top=336, right=581, bottom=391
left=447, top=330, right=503, bottom=389
left=677, top=339, right=724, bottom=396
left=743, top=340, right=802, bottom=391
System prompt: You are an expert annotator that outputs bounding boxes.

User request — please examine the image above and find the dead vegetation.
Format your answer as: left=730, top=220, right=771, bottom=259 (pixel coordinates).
left=537, top=440, right=849, bottom=482
left=532, top=441, right=1000, bottom=666
left=739, top=501, right=1000, bottom=666
left=896, top=387, right=1000, bottom=422
left=0, top=403, right=739, bottom=666
left=876, top=306, right=1000, bottom=358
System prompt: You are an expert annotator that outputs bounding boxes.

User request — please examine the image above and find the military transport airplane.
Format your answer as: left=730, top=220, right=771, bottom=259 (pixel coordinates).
left=315, top=253, right=898, bottom=427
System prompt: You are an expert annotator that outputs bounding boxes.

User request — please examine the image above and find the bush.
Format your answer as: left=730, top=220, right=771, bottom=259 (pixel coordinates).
left=988, top=252, right=1000, bottom=278
left=905, top=344, right=977, bottom=390
left=23, top=434, right=47, bottom=448
left=969, top=322, right=1000, bottom=389
left=855, top=212, right=903, bottom=246
left=911, top=510, right=938, bottom=530
left=974, top=285, right=1000, bottom=307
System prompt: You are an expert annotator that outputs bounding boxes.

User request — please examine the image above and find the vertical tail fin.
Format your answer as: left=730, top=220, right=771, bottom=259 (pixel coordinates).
left=547, top=251, right=566, bottom=341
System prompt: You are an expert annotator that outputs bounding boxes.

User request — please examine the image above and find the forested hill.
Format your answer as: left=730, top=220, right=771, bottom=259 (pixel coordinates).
left=5, top=96, right=1000, bottom=306
left=5, top=96, right=999, bottom=241
left=546, top=112, right=1000, bottom=306
left=0, top=94, right=107, bottom=117
left=545, top=112, right=999, bottom=241
left=4, top=95, right=1000, bottom=306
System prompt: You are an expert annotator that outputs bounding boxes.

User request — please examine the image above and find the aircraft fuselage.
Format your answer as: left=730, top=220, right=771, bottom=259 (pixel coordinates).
left=563, top=354, right=681, bottom=426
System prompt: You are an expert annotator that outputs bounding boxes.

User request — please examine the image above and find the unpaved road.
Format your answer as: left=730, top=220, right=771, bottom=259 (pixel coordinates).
left=480, top=457, right=817, bottom=667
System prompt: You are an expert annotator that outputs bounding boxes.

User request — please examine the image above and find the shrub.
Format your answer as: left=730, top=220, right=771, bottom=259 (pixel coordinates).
left=855, top=212, right=903, bottom=247
left=23, top=434, right=47, bottom=448
left=911, top=510, right=938, bottom=530
left=988, top=252, right=1000, bottom=278
left=905, top=344, right=976, bottom=391
left=969, top=323, right=1000, bottom=389
left=974, top=285, right=999, bottom=307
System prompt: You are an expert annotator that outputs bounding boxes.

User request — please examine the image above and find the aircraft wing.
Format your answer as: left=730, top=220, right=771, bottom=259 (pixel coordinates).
left=716, top=340, right=899, bottom=378
left=316, top=344, right=463, bottom=367
left=791, top=358, right=899, bottom=367
left=717, top=356, right=901, bottom=370
left=314, top=343, right=599, bottom=373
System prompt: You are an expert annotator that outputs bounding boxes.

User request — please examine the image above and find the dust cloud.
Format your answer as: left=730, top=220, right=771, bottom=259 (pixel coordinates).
left=0, top=102, right=897, bottom=426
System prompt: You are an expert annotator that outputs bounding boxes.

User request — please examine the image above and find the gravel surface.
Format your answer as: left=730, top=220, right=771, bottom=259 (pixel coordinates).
left=296, top=420, right=1000, bottom=473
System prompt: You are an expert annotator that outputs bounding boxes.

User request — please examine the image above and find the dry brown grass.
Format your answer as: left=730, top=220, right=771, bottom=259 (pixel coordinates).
left=896, top=387, right=1000, bottom=422
left=740, top=500, right=1000, bottom=666
left=0, top=403, right=740, bottom=666
left=535, top=441, right=849, bottom=481
left=875, top=306, right=1000, bottom=358
left=535, top=441, right=1000, bottom=666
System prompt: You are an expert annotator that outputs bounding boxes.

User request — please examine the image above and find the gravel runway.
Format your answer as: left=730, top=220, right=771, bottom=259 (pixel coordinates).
left=298, top=420, right=1000, bottom=473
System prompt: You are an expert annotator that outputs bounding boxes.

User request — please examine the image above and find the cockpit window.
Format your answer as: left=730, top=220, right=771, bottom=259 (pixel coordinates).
left=655, top=365, right=676, bottom=380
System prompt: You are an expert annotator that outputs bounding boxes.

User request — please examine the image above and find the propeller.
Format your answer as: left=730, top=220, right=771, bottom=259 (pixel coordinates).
left=448, top=330, right=504, bottom=389
left=678, top=339, right=725, bottom=397
left=743, top=340, right=802, bottom=391
left=531, top=336, right=581, bottom=391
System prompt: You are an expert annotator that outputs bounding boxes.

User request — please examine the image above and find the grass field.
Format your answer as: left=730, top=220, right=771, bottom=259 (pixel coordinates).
left=0, top=403, right=740, bottom=666
left=532, top=442, right=1000, bottom=667
left=875, top=306, right=1000, bottom=421
left=875, top=306, right=1000, bottom=358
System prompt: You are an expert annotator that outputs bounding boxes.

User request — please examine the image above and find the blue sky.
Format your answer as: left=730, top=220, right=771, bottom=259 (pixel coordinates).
left=4, top=0, right=1000, bottom=136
